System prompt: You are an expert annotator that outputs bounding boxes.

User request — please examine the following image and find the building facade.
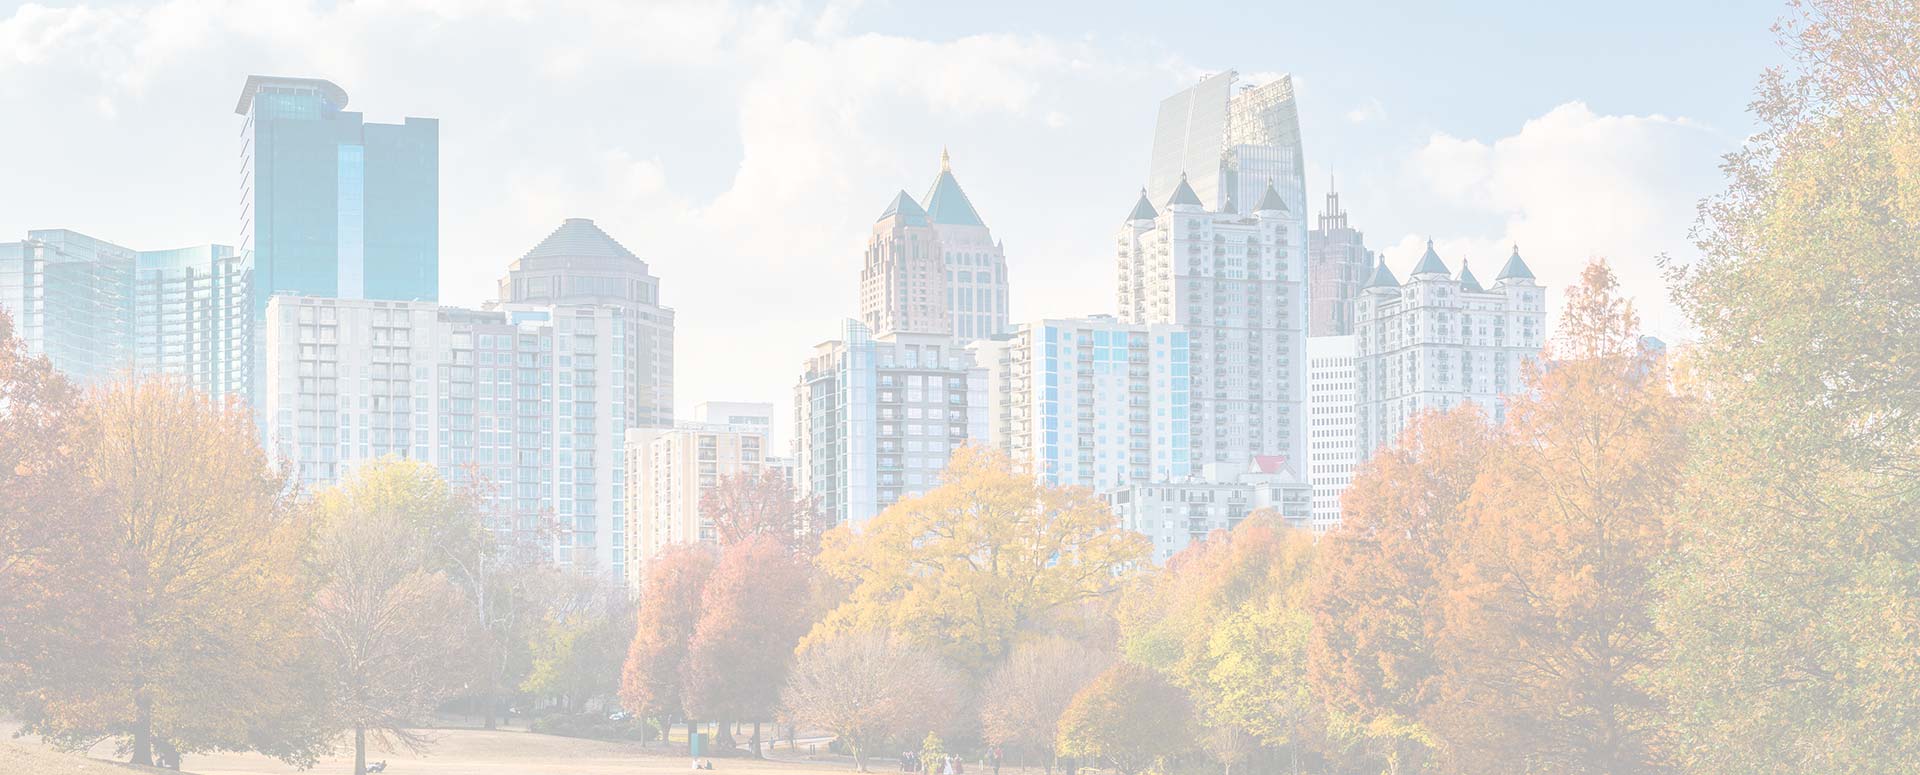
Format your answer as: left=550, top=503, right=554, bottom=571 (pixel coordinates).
left=1306, top=185, right=1373, bottom=336
left=971, top=316, right=1191, bottom=492
left=1106, top=459, right=1312, bottom=564
left=860, top=152, right=1010, bottom=343
left=263, top=295, right=633, bottom=578
left=1354, top=243, right=1546, bottom=457
left=1305, top=335, right=1357, bottom=533
left=794, top=320, right=986, bottom=529
left=623, top=417, right=770, bottom=590
left=1148, top=72, right=1307, bottom=222
left=499, top=218, right=675, bottom=428
left=1117, top=176, right=1307, bottom=471
left=135, top=243, right=254, bottom=400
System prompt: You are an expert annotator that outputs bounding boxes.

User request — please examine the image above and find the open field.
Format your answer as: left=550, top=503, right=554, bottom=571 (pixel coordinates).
left=3, top=728, right=868, bottom=775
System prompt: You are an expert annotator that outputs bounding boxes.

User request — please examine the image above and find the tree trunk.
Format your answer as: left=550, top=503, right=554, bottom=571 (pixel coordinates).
left=482, top=653, right=499, bottom=730
left=355, top=725, right=367, bottom=775
left=715, top=719, right=737, bottom=750
left=751, top=721, right=763, bottom=758
left=131, top=693, right=154, bottom=766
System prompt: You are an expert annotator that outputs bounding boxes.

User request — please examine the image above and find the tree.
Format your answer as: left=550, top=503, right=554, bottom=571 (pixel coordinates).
left=683, top=534, right=815, bottom=755
left=703, top=468, right=821, bottom=552
left=620, top=544, right=716, bottom=738
left=520, top=576, right=634, bottom=715
left=1432, top=261, right=1690, bottom=774
left=306, top=460, right=481, bottom=775
left=810, top=446, right=1150, bottom=673
left=1055, top=662, right=1194, bottom=775
left=1306, top=406, right=1494, bottom=773
left=0, top=310, right=112, bottom=714
left=978, top=636, right=1112, bottom=771
left=780, top=630, right=965, bottom=772
left=443, top=469, right=558, bottom=730
left=15, top=378, right=320, bottom=768
left=1655, top=2, right=1920, bottom=771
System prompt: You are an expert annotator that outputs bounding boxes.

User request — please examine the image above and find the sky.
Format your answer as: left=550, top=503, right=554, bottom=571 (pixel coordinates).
left=0, top=0, right=1785, bottom=447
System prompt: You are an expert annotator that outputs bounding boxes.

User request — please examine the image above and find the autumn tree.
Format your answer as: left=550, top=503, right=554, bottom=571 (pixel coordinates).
left=1306, top=406, right=1493, bottom=773
left=704, top=468, right=821, bottom=552
left=306, top=460, right=479, bottom=775
left=444, top=469, right=560, bottom=730
left=1654, top=2, right=1920, bottom=771
left=1431, top=260, right=1690, bottom=774
left=1055, top=662, right=1195, bottom=775
left=0, top=310, right=112, bottom=714
left=521, top=575, right=634, bottom=714
left=810, top=446, right=1150, bottom=673
left=780, top=630, right=965, bottom=772
left=683, top=533, right=815, bottom=755
left=14, top=378, right=320, bottom=768
left=620, top=543, right=717, bottom=740
left=978, top=636, right=1112, bottom=771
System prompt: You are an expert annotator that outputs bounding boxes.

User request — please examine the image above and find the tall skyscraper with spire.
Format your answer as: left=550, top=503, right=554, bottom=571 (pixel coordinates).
left=859, top=150, right=1010, bottom=343
left=1307, top=180, right=1374, bottom=336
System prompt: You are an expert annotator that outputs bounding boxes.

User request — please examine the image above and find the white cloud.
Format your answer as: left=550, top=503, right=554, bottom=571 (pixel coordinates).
left=1394, top=102, right=1724, bottom=338
left=1345, top=97, right=1385, bottom=123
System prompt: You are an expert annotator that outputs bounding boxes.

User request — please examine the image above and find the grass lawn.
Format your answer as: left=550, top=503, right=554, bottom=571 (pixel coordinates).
left=2, top=728, right=870, bottom=775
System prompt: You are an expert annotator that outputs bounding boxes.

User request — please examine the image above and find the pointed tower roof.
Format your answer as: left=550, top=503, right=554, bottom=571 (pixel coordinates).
left=1458, top=259, right=1484, bottom=293
left=878, top=190, right=929, bottom=226
left=1496, top=244, right=1536, bottom=281
left=1365, top=260, right=1400, bottom=289
left=922, top=150, right=985, bottom=227
left=1127, top=188, right=1158, bottom=221
left=1166, top=172, right=1204, bottom=209
left=522, top=218, right=640, bottom=262
left=1255, top=182, right=1289, bottom=213
left=1411, top=238, right=1449, bottom=276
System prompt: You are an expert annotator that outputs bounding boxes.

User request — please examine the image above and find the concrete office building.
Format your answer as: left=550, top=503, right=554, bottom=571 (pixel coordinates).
left=1305, top=335, right=1357, bottom=533
left=1106, top=459, right=1312, bottom=564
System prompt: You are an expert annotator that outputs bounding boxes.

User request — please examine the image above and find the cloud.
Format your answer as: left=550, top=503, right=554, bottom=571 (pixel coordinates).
left=1345, top=97, right=1385, bottom=123
left=1393, top=101, right=1725, bottom=337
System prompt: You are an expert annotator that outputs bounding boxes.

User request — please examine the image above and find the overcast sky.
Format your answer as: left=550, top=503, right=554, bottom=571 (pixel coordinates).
left=1, top=0, right=1783, bottom=446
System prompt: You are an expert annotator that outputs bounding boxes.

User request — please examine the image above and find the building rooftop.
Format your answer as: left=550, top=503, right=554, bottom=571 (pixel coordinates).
left=1497, top=245, right=1536, bottom=281
left=1411, top=239, right=1450, bottom=276
left=877, top=190, right=929, bottom=225
left=521, top=218, right=640, bottom=262
left=1127, top=188, right=1159, bottom=221
left=234, top=75, right=349, bottom=115
left=922, top=149, right=986, bottom=227
left=1166, top=172, right=1204, bottom=209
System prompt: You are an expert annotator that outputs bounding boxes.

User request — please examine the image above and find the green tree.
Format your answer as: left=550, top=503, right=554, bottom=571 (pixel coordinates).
left=1655, top=2, right=1920, bottom=771
left=1055, top=662, right=1194, bottom=775
left=810, top=446, right=1150, bottom=673
left=520, top=577, right=633, bottom=714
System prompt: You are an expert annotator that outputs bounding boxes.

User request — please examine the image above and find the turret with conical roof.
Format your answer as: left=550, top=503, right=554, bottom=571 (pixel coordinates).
left=877, top=190, right=929, bottom=226
left=1126, top=188, right=1158, bottom=221
left=1364, top=259, right=1400, bottom=291
left=1496, top=244, right=1536, bottom=283
left=1166, top=172, right=1205, bottom=211
left=1254, top=182, right=1289, bottom=214
left=1458, top=259, right=1484, bottom=293
left=1410, top=238, right=1450, bottom=276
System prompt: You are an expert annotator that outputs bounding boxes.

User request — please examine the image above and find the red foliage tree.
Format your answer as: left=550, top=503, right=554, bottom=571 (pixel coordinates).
left=620, top=544, right=716, bottom=739
left=702, top=469, right=820, bottom=552
left=682, top=534, right=814, bottom=754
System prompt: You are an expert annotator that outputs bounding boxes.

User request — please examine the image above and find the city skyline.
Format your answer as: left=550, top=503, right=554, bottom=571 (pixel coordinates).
left=0, top=0, right=1774, bottom=448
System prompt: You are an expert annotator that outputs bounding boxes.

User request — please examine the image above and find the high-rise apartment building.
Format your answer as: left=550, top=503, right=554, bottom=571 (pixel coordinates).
left=262, top=295, right=633, bottom=578
left=1117, top=176, right=1307, bottom=471
left=499, top=218, right=675, bottom=428
left=1305, top=335, right=1357, bottom=533
left=1307, top=185, right=1373, bottom=336
left=236, top=76, right=438, bottom=309
left=859, top=152, right=1010, bottom=343
left=622, top=413, right=770, bottom=590
left=1, top=229, right=250, bottom=398
left=971, top=316, right=1191, bottom=492
left=1354, top=243, right=1546, bottom=456
left=794, top=320, right=987, bottom=529
left=1106, top=459, right=1312, bottom=564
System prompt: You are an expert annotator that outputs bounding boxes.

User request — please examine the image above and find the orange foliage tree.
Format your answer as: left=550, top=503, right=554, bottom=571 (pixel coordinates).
left=683, top=533, right=815, bottom=754
left=620, top=543, right=717, bottom=739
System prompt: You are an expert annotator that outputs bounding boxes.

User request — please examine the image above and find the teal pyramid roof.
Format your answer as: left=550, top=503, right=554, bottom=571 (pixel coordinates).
left=523, top=218, right=639, bottom=262
left=1365, top=260, right=1400, bottom=289
left=1127, top=189, right=1158, bottom=221
left=1167, top=173, right=1204, bottom=209
left=1411, top=239, right=1449, bottom=276
left=1497, top=245, right=1535, bottom=281
left=1458, top=259, right=1484, bottom=293
left=878, top=190, right=928, bottom=226
left=922, top=156, right=985, bottom=227
left=1254, top=183, right=1289, bottom=213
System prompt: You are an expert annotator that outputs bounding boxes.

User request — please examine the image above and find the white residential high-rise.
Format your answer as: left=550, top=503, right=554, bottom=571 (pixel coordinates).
left=499, top=218, right=675, bottom=429
left=262, top=296, right=633, bottom=579
left=1355, top=242, right=1546, bottom=457
left=1305, top=335, right=1357, bottom=533
left=860, top=152, right=1010, bottom=343
left=794, top=320, right=987, bottom=529
left=1117, top=175, right=1307, bottom=471
left=1106, top=459, right=1312, bottom=565
left=971, top=316, right=1191, bottom=492
left=622, top=415, right=770, bottom=590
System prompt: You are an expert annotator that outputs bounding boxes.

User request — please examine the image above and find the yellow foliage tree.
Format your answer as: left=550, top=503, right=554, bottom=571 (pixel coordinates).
left=809, top=446, right=1149, bottom=673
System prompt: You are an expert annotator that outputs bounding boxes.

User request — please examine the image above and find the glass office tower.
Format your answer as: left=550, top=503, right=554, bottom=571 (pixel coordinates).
left=0, top=230, right=136, bottom=383
left=235, top=75, right=438, bottom=311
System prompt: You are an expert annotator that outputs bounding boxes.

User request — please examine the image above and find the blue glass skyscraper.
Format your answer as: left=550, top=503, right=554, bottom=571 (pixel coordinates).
left=235, top=75, right=438, bottom=310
